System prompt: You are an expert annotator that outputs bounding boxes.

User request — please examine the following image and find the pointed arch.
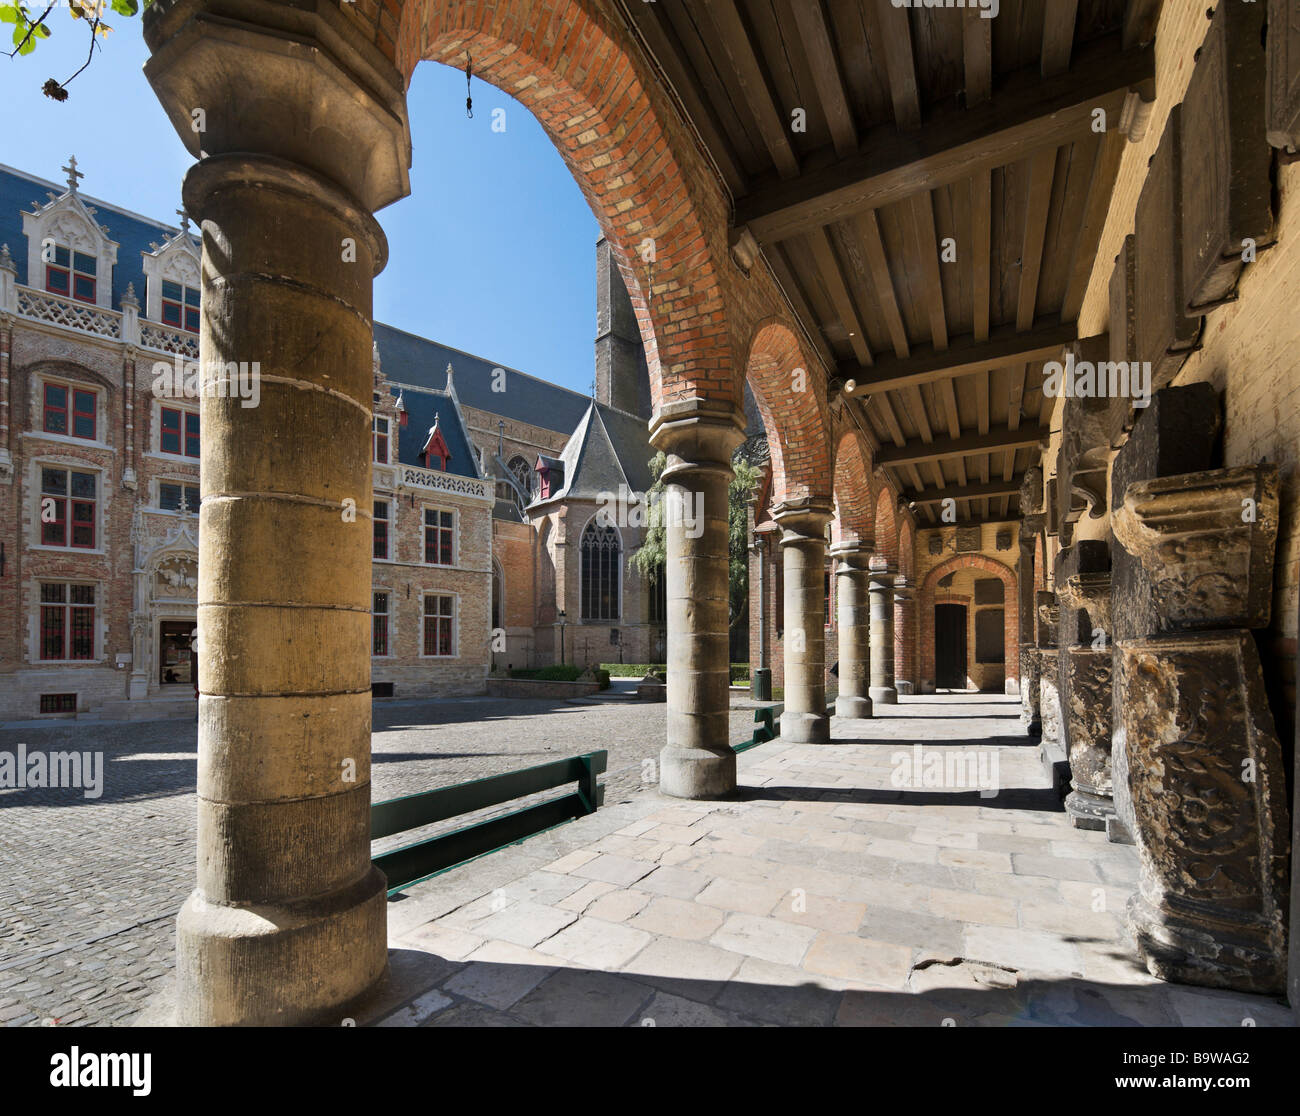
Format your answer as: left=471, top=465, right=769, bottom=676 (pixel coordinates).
left=744, top=321, right=833, bottom=505
left=832, top=428, right=875, bottom=546
left=873, top=487, right=898, bottom=567
left=400, top=0, right=739, bottom=409
left=919, top=554, right=1020, bottom=690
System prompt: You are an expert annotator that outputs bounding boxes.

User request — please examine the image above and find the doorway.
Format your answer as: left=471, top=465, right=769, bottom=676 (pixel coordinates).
left=159, top=621, right=196, bottom=686
left=935, top=603, right=967, bottom=690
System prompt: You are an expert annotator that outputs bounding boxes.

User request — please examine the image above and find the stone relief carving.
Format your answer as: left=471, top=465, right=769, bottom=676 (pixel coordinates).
left=1112, top=465, right=1279, bottom=631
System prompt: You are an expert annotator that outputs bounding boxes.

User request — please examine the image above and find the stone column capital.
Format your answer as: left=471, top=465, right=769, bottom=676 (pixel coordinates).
left=771, top=497, right=833, bottom=544
left=183, top=153, right=389, bottom=275
left=649, top=397, right=746, bottom=478
left=830, top=540, right=874, bottom=571
left=868, top=556, right=895, bottom=579
left=893, top=575, right=914, bottom=599
left=143, top=0, right=412, bottom=213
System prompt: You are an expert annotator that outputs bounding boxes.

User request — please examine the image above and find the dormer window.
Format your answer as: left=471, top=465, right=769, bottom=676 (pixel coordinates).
left=161, top=280, right=200, bottom=333
left=46, top=245, right=97, bottom=304
left=420, top=417, right=451, bottom=472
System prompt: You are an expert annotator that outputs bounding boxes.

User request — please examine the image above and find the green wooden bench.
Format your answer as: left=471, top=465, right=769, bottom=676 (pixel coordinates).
left=733, top=705, right=780, bottom=754
left=371, top=751, right=607, bottom=895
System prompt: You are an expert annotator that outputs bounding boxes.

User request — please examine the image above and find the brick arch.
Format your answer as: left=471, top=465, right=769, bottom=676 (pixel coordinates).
left=919, top=553, right=1019, bottom=689
left=742, top=321, right=833, bottom=504
left=897, top=519, right=915, bottom=580
left=399, top=0, right=737, bottom=409
left=873, top=486, right=897, bottom=566
left=832, top=428, right=874, bottom=544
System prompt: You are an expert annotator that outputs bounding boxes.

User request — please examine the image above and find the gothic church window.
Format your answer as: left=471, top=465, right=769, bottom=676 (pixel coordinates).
left=580, top=519, right=621, bottom=621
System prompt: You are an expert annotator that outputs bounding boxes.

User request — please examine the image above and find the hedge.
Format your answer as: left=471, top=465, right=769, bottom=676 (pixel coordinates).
left=601, top=663, right=751, bottom=684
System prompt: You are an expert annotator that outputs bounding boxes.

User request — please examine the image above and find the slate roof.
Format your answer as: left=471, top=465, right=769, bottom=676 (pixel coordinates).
left=539, top=400, right=656, bottom=504
left=392, top=385, right=479, bottom=480
left=0, top=163, right=195, bottom=314
left=0, top=162, right=736, bottom=497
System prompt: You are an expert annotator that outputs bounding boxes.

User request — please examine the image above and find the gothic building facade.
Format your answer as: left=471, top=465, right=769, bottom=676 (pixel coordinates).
left=0, top=161, right=664, bottom=721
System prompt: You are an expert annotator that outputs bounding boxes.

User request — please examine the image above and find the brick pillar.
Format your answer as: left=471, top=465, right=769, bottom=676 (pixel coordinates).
left=868, top=558, right=897, bottom=704
left=831, top=541, right=872, bottom=718
left=774, top=499, right=832, bottom=743
left=144, top=0, right=410, bottom=1025
left=650, top=398, right=745, bottom=798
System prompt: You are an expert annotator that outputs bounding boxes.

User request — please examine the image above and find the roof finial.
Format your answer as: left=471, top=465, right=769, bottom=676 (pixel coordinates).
left=62, top=155, right=84, bottom=195
left=444, top=361, right=455, bottom=395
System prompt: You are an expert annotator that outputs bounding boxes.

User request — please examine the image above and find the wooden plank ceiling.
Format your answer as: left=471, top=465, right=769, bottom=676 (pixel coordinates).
left=623, top=0, right=1159, bottom=524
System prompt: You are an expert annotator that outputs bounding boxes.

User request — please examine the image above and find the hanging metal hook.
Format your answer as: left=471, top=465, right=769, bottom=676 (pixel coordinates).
left=466, top=52, right=474, bottom=119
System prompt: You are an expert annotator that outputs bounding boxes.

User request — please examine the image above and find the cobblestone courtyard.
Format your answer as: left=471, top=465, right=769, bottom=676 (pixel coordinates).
left=4, top=694, right=1295, bottom=1028
left=0, top=693, right=757, bottom=1027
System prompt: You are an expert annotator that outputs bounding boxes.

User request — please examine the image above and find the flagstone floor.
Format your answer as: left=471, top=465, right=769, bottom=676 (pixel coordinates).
left=361, top=695, right=1296, bottom=1027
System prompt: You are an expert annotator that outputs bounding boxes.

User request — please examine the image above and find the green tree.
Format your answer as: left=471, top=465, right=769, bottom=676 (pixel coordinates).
left=3, top=0, right=145, bottom=100
left=630, top=451, right=760, bottom=630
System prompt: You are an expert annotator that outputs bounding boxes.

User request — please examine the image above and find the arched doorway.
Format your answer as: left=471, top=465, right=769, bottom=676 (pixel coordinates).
left=920, top=554, right=1019, bottom=695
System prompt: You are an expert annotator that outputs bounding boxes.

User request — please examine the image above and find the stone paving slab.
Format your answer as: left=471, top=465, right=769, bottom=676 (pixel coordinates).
left=369, top=697, right=1296, bottom=1028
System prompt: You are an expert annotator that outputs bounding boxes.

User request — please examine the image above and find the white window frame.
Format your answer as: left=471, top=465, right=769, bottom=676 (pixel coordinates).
left=420, top=591, right=458, bottom=659
left=422, top=503, right=457, bottom=568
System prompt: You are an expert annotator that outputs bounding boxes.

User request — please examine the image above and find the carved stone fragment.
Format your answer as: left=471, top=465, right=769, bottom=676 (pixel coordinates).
left=1120, top=633, right=1289, bottom=993
left=1112, top=465, right=1280, bottom=632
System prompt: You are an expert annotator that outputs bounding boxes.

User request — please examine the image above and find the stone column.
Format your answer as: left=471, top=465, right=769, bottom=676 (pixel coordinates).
left=650, top=398, right=746, bottom=798
left=773, top=499, right=833, bottom=742
left=1036, top=590, right=1065, bottom=791
left=1112, top=385, right=1288, bottom=993
left=868, top=558, right=897, bottom=704
left=831, top=542, right=872, bottom=718
left=144, top=0, right=411, bottom=1025
left=1056, top=541, right=1114, bottom=831
left=893, top=576, right=915, bottom=695
left=1018, top=468, right=1045, bottom=734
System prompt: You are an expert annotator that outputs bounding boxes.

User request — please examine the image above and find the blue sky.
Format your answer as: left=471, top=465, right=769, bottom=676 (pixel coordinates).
left=0, top=18, right=600, bottom=392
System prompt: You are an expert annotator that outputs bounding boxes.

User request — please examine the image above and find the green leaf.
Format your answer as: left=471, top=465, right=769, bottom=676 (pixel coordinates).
left=0, top=6, right=21, bottom=27
left=110, top=0, right=137, bottom=15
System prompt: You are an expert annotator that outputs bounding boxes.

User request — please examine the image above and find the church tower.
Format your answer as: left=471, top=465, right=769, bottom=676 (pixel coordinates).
left=594, top=236, right=650, bottom=417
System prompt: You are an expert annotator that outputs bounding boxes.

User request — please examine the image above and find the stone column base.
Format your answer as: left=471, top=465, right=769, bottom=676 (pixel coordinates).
left=869, top=686, right=898, bottom=704
left=1065, top=786, right=1115, bottom=831
left=780, top=710, right=830, bottom=743
left=175, top=866, right=388, bottom=1026
left=1127, top=893, right=1286, bottom=995
left=659, top=744, right=736, bottom=800
left=895, top=681, right=915, bottom=696
left=835, top=694, right=873, bottom=718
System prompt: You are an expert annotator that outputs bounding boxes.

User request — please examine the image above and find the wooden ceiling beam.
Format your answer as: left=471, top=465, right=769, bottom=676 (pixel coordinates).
left=1041, top=0, right=1080, bottom=77
left=971, top=167, right=991, bottom=341
left=909, top=192, right=949, bottom=351
left=789, top=0, right=858, bottom=158
left=1017, top=147, right=1057, bottom=331
left=963, top=6, right=993, bottom=107
left=706, top=0, right=800, bottom=178
left=733, top=35, right=1153, bottom=243
left=872, top=0, right=922, bottom=130
left=807, top=228, right=873, bottom=366
left=875, top=425, right=1048, bottom=467
left=855, top=210, right=909, bottom=357
left=843, top=320, right=1075, bottom=396
left=905, top=475, right=1026, bottom=506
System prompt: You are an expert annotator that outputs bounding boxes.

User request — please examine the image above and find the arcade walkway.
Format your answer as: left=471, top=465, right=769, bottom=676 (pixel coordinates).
left=353, top=696, right=1293, bottom=1027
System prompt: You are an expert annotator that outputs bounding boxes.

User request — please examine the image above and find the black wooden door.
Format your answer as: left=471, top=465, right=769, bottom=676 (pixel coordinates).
left=935, top=604, right=967, bottom=690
